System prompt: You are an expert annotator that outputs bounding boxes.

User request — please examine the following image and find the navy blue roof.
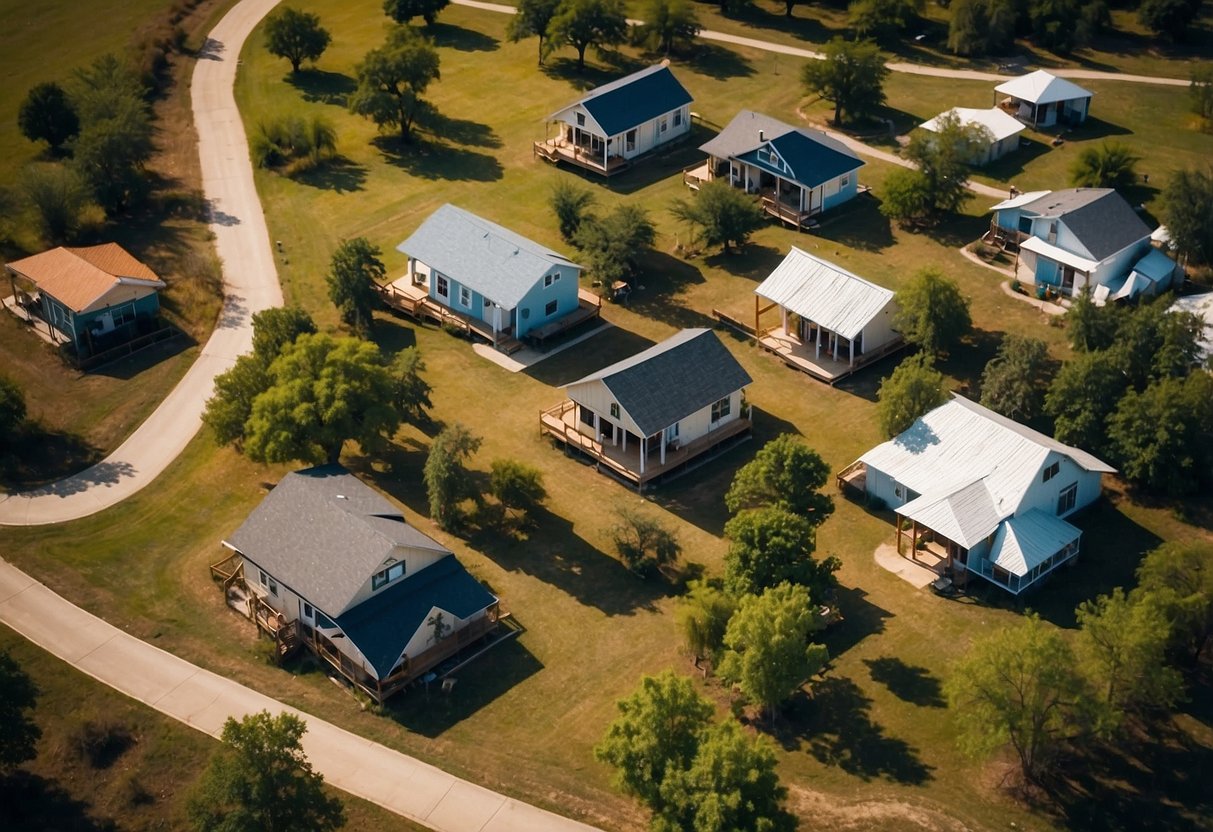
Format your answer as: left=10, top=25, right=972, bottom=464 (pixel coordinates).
left=738, top=131, right=863, bottom=190
left=335, top=556, right=497, bottom=680
left=567, top=65, right=692, bottom=137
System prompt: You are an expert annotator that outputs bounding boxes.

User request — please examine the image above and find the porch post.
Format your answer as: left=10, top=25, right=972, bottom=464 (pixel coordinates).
left=640, top=436, right=646, bottom=474
left=754, top=293, right=760, bottom=335
left=815, top=330, right=821, bottom=360
left=622, top=429, right=627, bottom=452
left=780, top=306, right=788, bottom=335
left=660, top=430, right=666, bottom=465
left=491, top=303, right=500, bottom=348
left=849, top=337, right=855, bottom=367
left=895, top=513, right=903, bottom=554
left=603, top=136, right=608, bottom=170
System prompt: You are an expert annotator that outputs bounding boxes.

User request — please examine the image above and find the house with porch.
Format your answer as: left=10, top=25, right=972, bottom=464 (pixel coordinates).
left=919, top=106, right=1025, bottom=165
left=985, top=188, right=1180, bottom=300
left=838, top=396, right=1115, bottom=595
left=752, top=247, right=901, bottom=382
left=540, top=328, right=752, bottom=489
left=211, top=464, right=510, bottom=704
left=5, top=243, right=165, bottom=357
left=994, top=70, right=1092, bottom=129
left=395, top=204, right=596, bottom=352
left=687, top=110, right=864, bottom=230
left=534, top=63, right=692, bottom=176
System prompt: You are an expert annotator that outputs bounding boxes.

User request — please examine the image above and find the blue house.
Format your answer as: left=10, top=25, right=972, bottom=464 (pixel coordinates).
left=5, top=243, right=165, bottom=357
left=690, top=110, right=865, bottom=230
left=396, top=204, right=587, bottom=350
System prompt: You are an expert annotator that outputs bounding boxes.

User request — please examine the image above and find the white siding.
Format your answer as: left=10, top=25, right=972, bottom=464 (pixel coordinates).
left=858, top=304, right=898, bottom=353
left=343, top=545, right=451, bottom=611
left=1014, top=454, right=1103, bottom=518
left=399, top=606, right=488, bottom=662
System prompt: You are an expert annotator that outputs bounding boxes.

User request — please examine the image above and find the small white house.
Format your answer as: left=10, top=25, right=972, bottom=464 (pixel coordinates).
left=919, top=107, right=1025, bottom=165
left=535, top=63, right=692, bottom=176
left=840, top=396, right=1115, bottom=595
left=994, top=70, right=1092, bottom=129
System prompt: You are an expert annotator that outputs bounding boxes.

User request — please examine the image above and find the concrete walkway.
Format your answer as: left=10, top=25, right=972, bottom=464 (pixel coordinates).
left=0, top=559, right=599, bottom=832
left=0, top=0, right=283, bottom=526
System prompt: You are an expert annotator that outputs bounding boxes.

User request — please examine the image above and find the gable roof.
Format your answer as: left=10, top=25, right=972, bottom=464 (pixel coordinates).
left=699, top=110, right=863, bottom=190
left=226, top=465, right=451, bottom=616
left=755, top=247, right=894, bottom=340
left=1019, top=189, right=1151, bottom=261
left=899, top=477, right=1003, bottom=549
left=566, top=329, right=752, bottom=436
left=335, top=555, right=496, bottom=679
left=988, top=190, right=1051, bottom=212
left=920, top=107, right=1025, bottom=143
left=397, top=204, right=579, bottom=309
left=988, top=509, right=1082, bottom=577
left=6, top=244, right=165, bottom=314
left=554, top=64, right=692, bottom=137
left=995, top=70, right=1093, bottom=105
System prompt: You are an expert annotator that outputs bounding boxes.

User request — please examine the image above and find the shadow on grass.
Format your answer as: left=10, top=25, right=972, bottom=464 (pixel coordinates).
left=918, top=211, right=991, bottom=249
left=980, top=136, right=1056, bottom=181
left=417, top=109, right=503, bottom=149
left=427, top=21, right=499, bottom=52
left=523, top=324, right=655, bottom=387
left=730, top=2, right=841, bottom=45
left=684, top=42, right=754, bottom=80
left=814, top=194, right=895, bottom=252
left=86, top=333, right=195, bottom=381
left=0, top=427, right=101, bottom=491
left=541, top=57, right=632, bottom=92
left=286, top=69, right=356, bottom=106
left=832, top=348, right=910, bottom=404
left=291, top=156, right=368, bottom=193
left=864, top=656, right=945, bottom=708
left=625, top=251, right=717, bottom=330
left=380, top=639, right=544, bottom=738
left=1060, top=116, right=1132, bottom=142
left=373, top=134, right=503, bottom=182
left=781, top=676, right=934, bottom=784
left=599, top=123, right=716, bottom=196
left=938, top=326, right=1004, bottom=394
left=823, top=583, right=894, bottom=657
left=0, top=770, right=118, bottom=832
left=701, top=242, right=784, bottom=281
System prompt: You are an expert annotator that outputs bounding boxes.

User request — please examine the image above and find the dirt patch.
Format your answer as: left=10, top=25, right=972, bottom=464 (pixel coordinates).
left=788, top=784, right=975, bottom=832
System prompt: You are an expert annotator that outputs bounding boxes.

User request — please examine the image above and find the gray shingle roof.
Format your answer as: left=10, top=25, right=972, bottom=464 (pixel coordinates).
left=556, top=64, right=693, bottom=137
left=1020, top=188, right=1150, bottom=261
left=396, top=204, right=579, bottom=309
left=225, top=465, right=450, bottom=616
left=566, top=329, right=752, bottom=436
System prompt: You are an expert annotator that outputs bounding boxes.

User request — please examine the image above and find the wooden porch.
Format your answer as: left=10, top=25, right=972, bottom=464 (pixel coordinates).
left=761, top=195, right=817, bottom=231
left=527, top=289, right=603, bottom=348
left=757, top=328, right=906, bottom=384
left=539, top=400, right=752, bottom=490
left=835, top=460, right=866, bottom=497
left=533, top=138, right=630, bottom=177
left=376, top=278, right=525, bottom=355
left=209, top=553, right=299, bottom=660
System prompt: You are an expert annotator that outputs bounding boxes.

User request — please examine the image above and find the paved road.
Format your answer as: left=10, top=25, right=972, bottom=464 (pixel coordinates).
left=0, top=0, right=283, bottom=527
left=0, top=559, right=599, bottom=831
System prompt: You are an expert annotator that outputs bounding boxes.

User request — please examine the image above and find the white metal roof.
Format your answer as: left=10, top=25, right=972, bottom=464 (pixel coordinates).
left=1169, top=291, right=1213, bottom=359
left=899, top=477, right=1003, bottom=549
left=754, top=247, right=895, bottom=340
left=920, top=107, right=1025, bottom=143
left=989, top=190, right=1051, bottom=212
left=995, top=70, right=1093, bottom=105
left=989, top=509, right=1082, bottom=577
left=1019, top=235, right=1101, bottom=273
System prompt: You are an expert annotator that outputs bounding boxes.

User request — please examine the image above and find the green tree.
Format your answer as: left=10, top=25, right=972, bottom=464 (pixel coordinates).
left=676, top=580, right=737, bottom=666
left=1139, top=0, right=1202, bottom=41
left=876, top=354, right=948, bottom=438
left=948, top=0, right=1017, bottom=56
left=1191, top=65, right=1213, bottom=122
left=574, top=203, right=656, bottom=287
left=1044, top=350, right=1125, bottom=457
left=20, top=163, right=91, bottom=245
left=348, top=26, right=441, bottom=143
left=879, top=168, right=934, bottom=225
left=718, top=583, right=829, bottom=721
left=892, top=267, right=972, bottom=357
left=801, top=38, right=888, bottom=127
left=423, top=423, right=482, bottom=530
left=669, top=179, right=765, bottom=253
left=637, top=0, right=701, bottom=55
left=1065, top=289, right=1122, bottom=353
left=187, top=711, right=345, bottom=832
left=654, top=719, right=795, bottom=832
left=251, top=307, right=318, bottom=366
left=849, top=0, right=925, bottom=43
left=1161, top=167, right=1213, bottom=266
left=508, top=0, right=562, bottom=64
left=544, top=0, right=629, bottom=69
left=326, top=237, right=386, bottom=335
left=722, top=506, right=840, bottom=599
left=594, top=670, right=715, bottom=809
left=490, top=458, right=547, bottom=519
left=390, top=346, right=432, bottom=421
left=242, top=334, right=401, bottom=465
left=263, top=7, right=332, bottom=73
left=897, top=111, right=988, bottom=219
left=1108, top=373, right=1213, bottom=496
left=0, top=648, right=40, bottom=773
left=1075, top=588, right=1184, bottom=725
left=1069, top=141, right=1141, bottom=189
left=1027, top=0, right=1106, bottom=54
left=72, top=100, right=155, bottom=214
left=550, top=179, right=596, bottom=242
left=18, top=82, right=79, bottom=152
left=612, top=504, right=682, bottom=575
left=979, top=334, right=1050, bottom=420
left=203, top=356, right=271, bottom=448
left=383, top=0, right=450, bottom=25
left=945, top=614, right=1097, bottom=782
left=724, top=433, right=834, bottom=523
left=1135, top=541, right=1213, bottom=665
left=70, top=54, right=147, bottom=124
left=0, top=377, right=27, bottom=449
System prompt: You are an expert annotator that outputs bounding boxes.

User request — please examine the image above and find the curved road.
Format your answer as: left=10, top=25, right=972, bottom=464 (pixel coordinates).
left=0, top=0, right=283, bottom=526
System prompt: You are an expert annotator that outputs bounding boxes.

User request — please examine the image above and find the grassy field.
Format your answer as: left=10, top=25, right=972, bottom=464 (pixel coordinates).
left=1, top=2, right=1210, bottom=832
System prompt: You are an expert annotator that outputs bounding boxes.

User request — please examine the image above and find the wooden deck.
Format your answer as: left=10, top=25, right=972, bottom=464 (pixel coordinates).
left=540, top=400, right=752, bottom=490
left=533, top=139, right=629, bottom=177
left=528, top=289, right=602, bottom=348
left=761, top=195, right=818, bottom=231
left=376, top=279, right=524, bottom=354
left=756, top=330, right=907, bottom=384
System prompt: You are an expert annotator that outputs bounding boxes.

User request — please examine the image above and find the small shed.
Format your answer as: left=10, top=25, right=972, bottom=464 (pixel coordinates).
left=994, top=70, right=1092, bottom=128
left=919, top=107, right=1025, bottom=165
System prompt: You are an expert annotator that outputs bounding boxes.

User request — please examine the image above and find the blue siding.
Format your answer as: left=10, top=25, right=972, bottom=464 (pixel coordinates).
left=515, top=264, right=580, bottom=338
left=822, top=175, right=859, bottom=212
left=42, top=291, right=160, bottom=350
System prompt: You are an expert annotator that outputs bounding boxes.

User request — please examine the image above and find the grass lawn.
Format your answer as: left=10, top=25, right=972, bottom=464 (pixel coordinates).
left=1, top=2, right=1210, bottom=832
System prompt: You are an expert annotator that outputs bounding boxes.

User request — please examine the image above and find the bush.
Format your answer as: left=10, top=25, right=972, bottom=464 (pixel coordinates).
left=73, top=720, right=134, bottom=769
left=251, top=115, right=337, bottom=171
left=612, top=505, right=681, bottom=575
left=489, top=458, right=547, bottom=520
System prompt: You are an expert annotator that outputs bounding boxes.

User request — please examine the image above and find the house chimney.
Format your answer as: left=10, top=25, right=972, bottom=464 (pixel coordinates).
left=759, top=129, right=765, bottom=142
left=1008, top=184, right=1019, bottom=198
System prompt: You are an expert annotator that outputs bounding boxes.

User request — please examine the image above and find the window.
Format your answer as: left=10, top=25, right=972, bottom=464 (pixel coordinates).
left=258, top=569, right=268, bottom=586
left=673, top=110, right=682, bottom=127
left=1057, top=483, right=1078, bottom=516
left=315, top=611, right=336, bottom=630
left=711, top=396, right=731, bottom=422
left=436, top=275, right=449, bottom=298
left=579, top=406, right=595, bottom=427
left=659, top=116, right=668, bottom=134
left=545, top=272, right=560, bottom=287
left=840, top=174, right=850, bottom=188
left=894, top=484, right=905, bottom=500
left=609, top=403, right=620, bottom=419
left=1042, top=461, right=1060, bottom=482
left=459, top=286, right=472, bottom=308
left=625, top=129, right=637, bottom=152
left=545, top=299, right=558, bottom=317
left=372, top=561, right=406, bottom=590
left=303, top=602, right=314, bottom=620
left=769, top=150, right=779, bottom=166
left=576, top=112, right=585, bottom=127
left=665, top=422, right=679, bottom=443
left=267, top=578, right=278, bottom=597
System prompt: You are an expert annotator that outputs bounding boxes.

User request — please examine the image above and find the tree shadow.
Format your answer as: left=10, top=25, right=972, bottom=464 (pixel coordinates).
left=920, top=211, right=991, bottom=249
left=832, top=349, right=906, bottom=403
left=821, top=584, right=894, bottom=657
left=0, top=770, right=118, bottom=832
left=700, top=242, right=784, bottom=280
left=625, top=251, right=717, bottom=331
left=0, top=427, right=102, bottom=490
left=729, top=2, right=841, bottom=45
left=427, top=21, right=499, bottom=52
left=85, top=333, right=194, bottom=380
left=813, top=194, right=895, bottom=252
left=1059, top=116, right=1132, bottom=142
left=863, top=656, right=945, bottom=708
left=683, top=42, right=754, bottom=80
left=372, top=134, right=503, bottom=182
left=606, top=123, right=717, bottom=196
left=370, top=313, right=420, bottom=354
left=541, top=58, right=631, bottom=92
left=938, top=325, right=1003, bottom=395
left=291, top=156, right=368, bottom=193
left=522, top=324, right=655, bottom=387
left=285, top=69, right=357, bottom=107
left=416, top=109, right=503, bottom=149
left=979, top=136, right=1055, bottom=182
left=782, top=676, right=934, bottom=784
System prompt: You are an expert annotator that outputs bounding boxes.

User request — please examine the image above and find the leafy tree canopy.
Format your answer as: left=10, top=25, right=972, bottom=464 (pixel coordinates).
left=550, top=179, right=596, bottom=242
left=508, top=0, right=563, bottom=64
left=979, top=334, right=1051, bottom=421
left=0, top=648, right=40, bottom=773
left=573, top=203, right=656, bottom=287
left=876, top=353, right=949, bottom=438
left=1069, top=141, right=1141, bottom=190
left=1107, top=372, right=1213, bottom=496
left=676, top=580, right=737, bottom=666
left=947, top=0, right=1017, bottom=56
left=670, top=179, right=765, bottom=253
left=1162, top=166, right=1213, bottom=266
left=724, top=433, right=834, bottom=523
left=326, top=237, right=386, bottom=335
left=1134, top=541, right=1213, bottom=665
left=637, top=0, right=701, bottom=55
left=723, top=506, right=840, bottom=599
left=849, top=0, right=925, bottom=43
left=1139, top=0, right=1202, bottom=41
left=544, top=0, right=629, bottom=69
left=390, top=346, right=433, bottom=421
left=251, top=307, right=318, bottom=367
left=489, top=458, right=547, bottom=519
left=18, top=82, right=79, bottom=152
left=899, top=111, right=988, bottom=218
left=20, top=163, right=91, bottom=246
left=423, top=423, right=482, bottom=530
left=892, top=267, right=972, bottom=356
left=383, top=0, right=450, bottom=25
left=264, top=7, right=332, bottom=72
left=612, top=505, right=682, bottom=575
left=1044, top=348, right=1126, bottom=457
left=348, top=26, right=441, bottom=143
left=801, top=38, right=888, bottom=126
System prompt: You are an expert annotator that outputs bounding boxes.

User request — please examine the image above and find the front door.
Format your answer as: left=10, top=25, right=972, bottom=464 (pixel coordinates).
left=598, top=419, right=614, bottom=443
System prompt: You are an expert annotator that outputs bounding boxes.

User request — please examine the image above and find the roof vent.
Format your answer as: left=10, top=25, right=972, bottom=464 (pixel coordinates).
left=336, top=494, right=347, bottom=500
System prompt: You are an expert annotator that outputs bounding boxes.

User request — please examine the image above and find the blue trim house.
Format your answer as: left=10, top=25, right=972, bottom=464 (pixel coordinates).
left=5, top=243, right=165, bottom=357
left=396, top=204, right=584, bottom=348
left=694, top=110, right=864, bottom=229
